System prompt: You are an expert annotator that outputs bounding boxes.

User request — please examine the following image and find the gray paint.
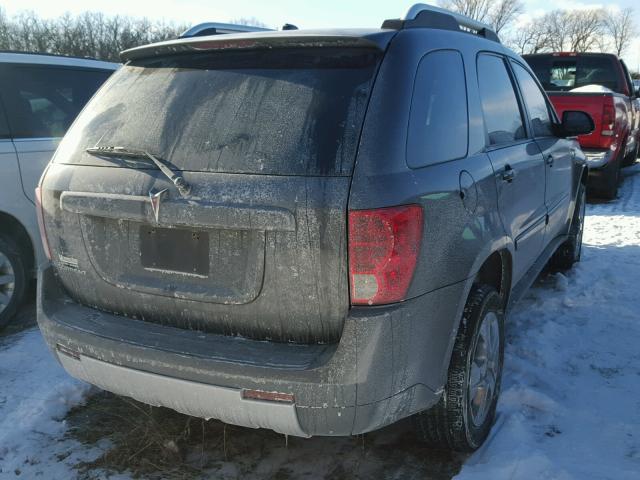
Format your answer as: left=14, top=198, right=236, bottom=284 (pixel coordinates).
left=37, top=25, right=585, bottom=436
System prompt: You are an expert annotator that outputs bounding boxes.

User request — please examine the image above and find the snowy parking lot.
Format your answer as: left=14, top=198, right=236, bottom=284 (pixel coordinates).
left=1, top=164, right=639, bottom=479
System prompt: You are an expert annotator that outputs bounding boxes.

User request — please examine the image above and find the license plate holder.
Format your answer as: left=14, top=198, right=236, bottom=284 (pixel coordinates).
left=140, top=226, right=209, bottom=276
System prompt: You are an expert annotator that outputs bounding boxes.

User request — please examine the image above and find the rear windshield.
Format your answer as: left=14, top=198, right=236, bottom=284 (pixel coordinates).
left=54, top=48, right=380, bottom=176
left=525, top=55, right=621, bottom=93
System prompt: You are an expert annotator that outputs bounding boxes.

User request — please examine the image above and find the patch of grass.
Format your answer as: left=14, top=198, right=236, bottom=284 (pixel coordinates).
left=66, top=391, right=466, bottom=479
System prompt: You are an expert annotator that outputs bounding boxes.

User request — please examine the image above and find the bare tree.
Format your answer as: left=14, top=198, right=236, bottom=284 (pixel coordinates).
left=566, top=9, right=604, bottom=52
left=603, top=7, right=636, bottom=57
left=507, top=22, right=549, bottom=54
left=0, top=10, right=187, bottom=61
left=488, top=0, right=524, bottom=34
left=229, top=17, right=269, bottom=28
left=507, top=8, right=610, bottom=54
left=439, top=0, right=523, bottom=34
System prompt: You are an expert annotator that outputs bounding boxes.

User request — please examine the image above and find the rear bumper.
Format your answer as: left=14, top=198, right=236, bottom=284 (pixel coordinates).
left=37, top=265, right=467, bottom=437
left=583, top=148, right=615, bottom=170
left=583, top=148, right=620, bottom=191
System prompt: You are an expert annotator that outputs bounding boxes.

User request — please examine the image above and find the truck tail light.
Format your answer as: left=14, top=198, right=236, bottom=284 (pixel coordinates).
left=35, top=187, right=52, bottom=261
left=601, top=103, right=615, bottom=137
left=348, top=205, right=423, bottom=305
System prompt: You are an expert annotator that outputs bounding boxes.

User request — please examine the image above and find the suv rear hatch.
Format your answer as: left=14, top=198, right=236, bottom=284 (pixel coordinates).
left=41, top=43, right=383, bottom=344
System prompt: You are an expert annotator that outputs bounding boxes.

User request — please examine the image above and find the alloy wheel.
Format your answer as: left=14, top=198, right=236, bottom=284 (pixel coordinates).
left=467, top=311, right=501, bottom=427
left=0, top=251, right=16, bottom=314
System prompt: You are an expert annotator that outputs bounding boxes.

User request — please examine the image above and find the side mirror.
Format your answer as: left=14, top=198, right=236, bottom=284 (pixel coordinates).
left=559, top=110, right=595, bottom=137
left=634, top=86, right=640, bottom=98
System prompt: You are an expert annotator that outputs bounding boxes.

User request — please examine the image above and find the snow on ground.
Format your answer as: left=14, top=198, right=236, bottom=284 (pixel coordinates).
left=1, top=165, right=639, bottom=479
left=0, top=326, right=100, bottom=478
left=457, top=164, right=640, bottom=480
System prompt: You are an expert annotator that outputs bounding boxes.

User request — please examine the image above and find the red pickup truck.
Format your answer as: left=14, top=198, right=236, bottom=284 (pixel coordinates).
left=524, top=52, right=640, bottom=199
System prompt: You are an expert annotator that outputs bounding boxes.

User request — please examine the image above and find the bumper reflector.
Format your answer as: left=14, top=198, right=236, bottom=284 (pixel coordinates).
left=242, top=389, right=295, bottom=404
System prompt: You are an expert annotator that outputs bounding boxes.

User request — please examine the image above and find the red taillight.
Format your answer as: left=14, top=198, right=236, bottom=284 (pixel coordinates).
left=348, top=205, right=423, bottom=306
left=601, top=103, right=616, bottom=137
left=35, top=186, right=52, bottom=261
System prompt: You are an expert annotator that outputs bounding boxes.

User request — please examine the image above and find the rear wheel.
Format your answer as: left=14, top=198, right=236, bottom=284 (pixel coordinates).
left=414, top=285, right=504, bottom=452
left=598, top=155, right=621, bottom=200
left=622, top=140, right=639, bottom=167
left=551, top=184, right=586, bottom=271
left=0, top=235, right=27, bottom=329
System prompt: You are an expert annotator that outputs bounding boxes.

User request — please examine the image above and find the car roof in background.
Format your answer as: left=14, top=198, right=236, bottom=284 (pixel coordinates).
left=0, top=51, right=119, bottom=70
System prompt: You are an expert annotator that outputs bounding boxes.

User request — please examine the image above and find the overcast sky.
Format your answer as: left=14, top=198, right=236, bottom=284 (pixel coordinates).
left=4, top=0, right=640, bottom=68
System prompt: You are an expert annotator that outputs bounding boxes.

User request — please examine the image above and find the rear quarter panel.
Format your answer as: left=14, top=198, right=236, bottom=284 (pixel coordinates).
left=349, top=29, right=511, bottom=299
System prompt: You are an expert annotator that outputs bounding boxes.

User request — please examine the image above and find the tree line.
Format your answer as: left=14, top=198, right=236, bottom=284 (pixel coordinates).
left=0, top=9, right=187, bottom=62
left=0, top=5, right=637, bottom=63
left=440, top=0, right=637, bottom=57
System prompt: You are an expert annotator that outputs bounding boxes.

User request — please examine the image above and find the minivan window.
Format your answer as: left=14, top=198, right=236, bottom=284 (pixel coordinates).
left=408, top=50, right=468, bottom=168
left=0, top=103, right=9, bottom=138
left=477, top=54, right=526, bottom=146
left=55, top=48, right=380, bottom=176
left=511, top=62, right=554, bottom=137
left=0, top=66, right=112, bottom=139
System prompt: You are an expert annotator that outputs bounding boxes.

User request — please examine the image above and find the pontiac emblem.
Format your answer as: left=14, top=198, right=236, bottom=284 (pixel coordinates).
left=149, top=189, right=168, bottom=223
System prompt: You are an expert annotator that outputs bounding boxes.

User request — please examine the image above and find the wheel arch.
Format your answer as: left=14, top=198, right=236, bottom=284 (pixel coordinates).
left=474, top=249, right=512, bottom=309
left=0, top=210, right=35, bottom=275
left=436, top=244, right=513, bottom=389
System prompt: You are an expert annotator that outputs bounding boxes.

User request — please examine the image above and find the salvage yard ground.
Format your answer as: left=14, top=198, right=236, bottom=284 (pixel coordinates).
left=1, top=165, right=640, bottom=479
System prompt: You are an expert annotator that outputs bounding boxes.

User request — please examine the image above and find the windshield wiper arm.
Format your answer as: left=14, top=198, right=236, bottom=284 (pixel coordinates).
left=86, top=146, right=191, bottom=197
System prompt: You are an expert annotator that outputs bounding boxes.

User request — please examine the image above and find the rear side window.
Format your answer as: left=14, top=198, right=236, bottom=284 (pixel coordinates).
left=511, top=62, right=554, bottom=137
left=407, top=50, right=468, bottom=168
left=55, top=48, right=380, bottom=176
left=477, top=54, right=526, bottom=146
left=0, top=66, right=112, bottom=139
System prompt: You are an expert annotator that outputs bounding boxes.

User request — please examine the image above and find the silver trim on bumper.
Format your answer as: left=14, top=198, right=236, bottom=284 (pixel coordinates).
left=584, top=150, right=612, bottom=169
left=58, top=351, right=310, bottom=437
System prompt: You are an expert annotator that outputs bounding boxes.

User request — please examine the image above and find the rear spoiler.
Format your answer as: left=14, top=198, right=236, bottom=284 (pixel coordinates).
left=120, top=30, right=394, bottom=62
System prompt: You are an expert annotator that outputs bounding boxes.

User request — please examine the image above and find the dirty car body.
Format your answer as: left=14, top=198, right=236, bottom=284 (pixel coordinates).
left=37, top=8, right=588, bottom=443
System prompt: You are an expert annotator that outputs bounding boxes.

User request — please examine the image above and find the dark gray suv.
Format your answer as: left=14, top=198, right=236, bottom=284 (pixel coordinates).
left=36, top=4, right=593, bottom=451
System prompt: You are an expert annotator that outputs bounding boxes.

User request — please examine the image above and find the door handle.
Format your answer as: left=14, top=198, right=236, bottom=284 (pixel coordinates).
left=545, top=154, right=555, bottom=166
left=502, top=165, right=515, bottom=182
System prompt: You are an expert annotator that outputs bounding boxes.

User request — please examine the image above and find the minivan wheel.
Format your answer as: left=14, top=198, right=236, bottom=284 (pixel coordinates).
left=414, top=285, right=504, bottom=452
left=0, top=235, right=27, bottom=329
left=551, top=184, right=586, bottom=271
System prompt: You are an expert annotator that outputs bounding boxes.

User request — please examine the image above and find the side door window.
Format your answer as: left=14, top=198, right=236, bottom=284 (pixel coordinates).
left=512, top=60, right=576, bottom=237
left=0, top=65, right=112, bottom=139
left=477, top=53, right=547, bottom=282
left=407, top=49, right=468, bottom=168
left=476, top=54, right=527, bottom=146
left=510, top=62, right=554, bottom=138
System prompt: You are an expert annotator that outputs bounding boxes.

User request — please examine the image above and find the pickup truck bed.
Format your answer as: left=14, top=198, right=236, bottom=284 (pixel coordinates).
left=524, top=52, right=640, bottom=199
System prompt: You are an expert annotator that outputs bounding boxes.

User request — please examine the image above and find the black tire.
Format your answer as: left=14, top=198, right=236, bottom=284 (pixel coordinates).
left=622, top=141, right=639, bottom=167
left=599, top=156, right=621, bottom=200
left=551, top=184, right=586, bottom=271
left=414, top=285, right=504, bottom=452
left=0, top=234, right=28, bottom=330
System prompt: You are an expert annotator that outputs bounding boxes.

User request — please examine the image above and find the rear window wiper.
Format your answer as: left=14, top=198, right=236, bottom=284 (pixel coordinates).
left=86, top=146, right=191, bottom=197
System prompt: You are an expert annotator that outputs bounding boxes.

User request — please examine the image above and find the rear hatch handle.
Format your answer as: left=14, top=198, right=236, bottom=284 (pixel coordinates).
left=86, top=146, right=192, bottom=197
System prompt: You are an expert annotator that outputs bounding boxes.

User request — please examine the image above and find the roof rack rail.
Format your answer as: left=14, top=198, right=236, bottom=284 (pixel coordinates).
left=180, top=22, right=274, bottom=39
left=381, top=3, right=500, bottom=43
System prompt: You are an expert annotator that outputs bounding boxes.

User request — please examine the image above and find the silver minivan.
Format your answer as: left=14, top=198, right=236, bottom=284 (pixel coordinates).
left=0, top=52, right=117, bottom=327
